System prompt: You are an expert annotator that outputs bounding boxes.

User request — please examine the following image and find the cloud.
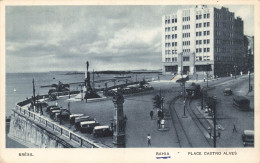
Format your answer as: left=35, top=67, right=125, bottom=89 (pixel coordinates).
left=5, top=5, right=254, bottom=72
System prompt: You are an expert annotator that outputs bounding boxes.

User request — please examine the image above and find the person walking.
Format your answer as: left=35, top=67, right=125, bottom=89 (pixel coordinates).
left=147, top=134, right=151, bottom=146
left=233, top=123, right=237, bottom=132
left=157, top=119, right=161, bottom=128
left=150, top=110, right=154, bottom=120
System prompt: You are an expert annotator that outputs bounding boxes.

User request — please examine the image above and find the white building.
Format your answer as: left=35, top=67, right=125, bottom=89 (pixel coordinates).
left=162, top=5, right=244, bottom=77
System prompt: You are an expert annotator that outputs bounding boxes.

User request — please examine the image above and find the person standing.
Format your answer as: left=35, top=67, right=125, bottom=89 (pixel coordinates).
left=147, top=134, right=151, bottom=146
left=233, top=123, right=237, bottom=132
left=157, top=119, right=161, bottom=128
left=150, top=110, right=154, bottom=120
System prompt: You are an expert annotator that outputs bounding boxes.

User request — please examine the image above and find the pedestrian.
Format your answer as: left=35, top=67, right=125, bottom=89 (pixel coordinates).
left=204, top=77, right=205, bottom=82
left=157, top=119, right=161, bottom=128
left=209, top=132, right=212, bottom=138
left=147, top=134, right=151, bottom=146
left=150, top=110, right=154, bottom=120
left=218, top=132, right=221, bottom=138
left=233, top=123, right=237, bottom=132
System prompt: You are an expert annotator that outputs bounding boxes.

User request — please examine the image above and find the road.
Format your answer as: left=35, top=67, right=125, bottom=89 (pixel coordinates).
left=169, top=74, right=254, bottom=147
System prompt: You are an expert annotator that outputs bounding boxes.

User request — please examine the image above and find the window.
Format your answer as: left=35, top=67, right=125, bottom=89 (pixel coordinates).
left=199, top=23, right=202, bottom=28
left=204, top=31, right=206, bottom=35
left=204, top=48, right=207, bottom=52
left=204, top=23, right=206, bottom=27
left=204, top=40, right=206, bottom=44
left=196, top=15, right=198, bottom=20
left=207, top=48, right=210, bottom=52
left=204, top=14, right=206, bottom=19
left=199, top=15, right=202, bottom=19
left=168, top=19, right=170, bottom=24
left=207, top=22, right=210, bottom=27
left=183, top=57, right=190, bottom=61
left=175, top=26, right=177, bottom=30
left=199, top=40, right=202, bottom=44
left=207, top=31, right=210, bottom=35
left=207, top=13, right=210, bottom=18
left=172, top=19, right=174, bottom=23
left=196, top=40, right=198, bottom=45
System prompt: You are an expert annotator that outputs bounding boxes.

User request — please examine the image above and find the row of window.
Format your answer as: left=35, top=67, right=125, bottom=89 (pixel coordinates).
left=165, top=18, right=177, bottom=24
left=165, top=50, right=178, bottom=54
left=215, top=56, right=235, bottom=61
left=183, top=49, right=190, bottom=53
left=165, top=26, right=177, bottom=32
left=182, top=16, right=190, bottom=22
left=172, top=34, right=177, bottom=39
left=196, top=22, right=210, bottom=28
left=196, top=39, right=210, bottom=45
left=196, top=13, right=210, bottom=20
left=165, top=13, right=210, bottom=24
left=183, top=33, right=190, bottom=38
left=183, top=24, right=190, bottom=30
left=183, top=41, right=190, bottom=46
left=165, top=57, right=178, bottom=62
left=196, top=48, right=210, bottom=53
left=196, top=31, right=210, bottom=36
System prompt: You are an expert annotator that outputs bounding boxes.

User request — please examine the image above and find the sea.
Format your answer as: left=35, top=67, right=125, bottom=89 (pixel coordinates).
left=5, top=71, right=159, bottom=148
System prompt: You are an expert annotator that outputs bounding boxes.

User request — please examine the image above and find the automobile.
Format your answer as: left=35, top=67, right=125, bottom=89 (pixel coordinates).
left=223, top=88, right=232, bottom=96
left=93, top=125, right=113, bottom=137
left=50, top=110, right=61, bottom=120
left=74, top=116, right=96, bottom=130
left=79, top=121, right=100, bottom=133
left=242, top=130, right=254, bottom=147
left=47, top=106, right=60, bottom=114
left=69, top=114, right=84, bottom=124
left=55, top=109, right=71, bottom=121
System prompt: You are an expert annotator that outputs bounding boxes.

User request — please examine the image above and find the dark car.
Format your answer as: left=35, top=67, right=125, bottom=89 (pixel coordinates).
left=69, top=114, right=84, bottom=124
left=79, top=121, right=100, bottom=133
left=223, top=88, right=232, bottom=96
left=74, top=116, right=96, bottom=130
left=93, top=125, right=113, bottom=137
left=242, top=130, right=254, bottom=147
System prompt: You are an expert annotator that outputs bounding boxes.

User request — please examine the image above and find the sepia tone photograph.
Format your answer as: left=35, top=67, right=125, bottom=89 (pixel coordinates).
left=1, top=1, right=259, bottom=163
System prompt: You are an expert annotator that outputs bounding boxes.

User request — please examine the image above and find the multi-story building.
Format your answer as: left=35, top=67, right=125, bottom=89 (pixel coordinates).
left=162, top=5, right=245, bottom=77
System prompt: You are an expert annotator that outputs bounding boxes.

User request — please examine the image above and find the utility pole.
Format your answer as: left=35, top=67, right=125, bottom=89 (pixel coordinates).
left=213, top=96, right=217, bottom=147
left=32, top=79, right=36, bottom=109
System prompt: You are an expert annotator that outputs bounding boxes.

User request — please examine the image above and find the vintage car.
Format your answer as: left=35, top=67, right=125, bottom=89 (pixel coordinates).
left=223, top=88, right=232, bottom=96
left=54, top=109, right=71, bottom=122
left=93, top=125, right=113, bottom=137
left=46, top=106, right=60, bottom=114
left=79, top=121, right=100, bottom=133
left=242, top=130, right=254, bottom=147
left=50, top=110, right=61, bottom=120
left=74, top=116, right=96, bottom=130
left=69, top=114, right=84, bottom=124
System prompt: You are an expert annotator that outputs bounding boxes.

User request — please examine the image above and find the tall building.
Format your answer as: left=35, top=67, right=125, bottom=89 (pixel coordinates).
left=162, top=5, right=245, bottom=77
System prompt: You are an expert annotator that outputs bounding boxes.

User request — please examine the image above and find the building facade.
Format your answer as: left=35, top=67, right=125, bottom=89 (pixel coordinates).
left=162, top=5, right=245, bottom=77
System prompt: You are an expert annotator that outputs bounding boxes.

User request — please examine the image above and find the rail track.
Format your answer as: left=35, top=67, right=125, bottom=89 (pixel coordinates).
left=169, top=96, right=214, bottom=147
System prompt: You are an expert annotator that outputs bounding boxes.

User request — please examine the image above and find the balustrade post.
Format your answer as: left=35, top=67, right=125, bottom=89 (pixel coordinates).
left=80, top=139, right=83, bottom=147
left=69, top=132, right=71, bottom=140
left=61, top=128, right=62, bottom=135
left=53, top=124, right=54, bottom=131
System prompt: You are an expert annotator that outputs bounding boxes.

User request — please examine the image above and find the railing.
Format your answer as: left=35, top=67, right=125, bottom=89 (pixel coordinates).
left=14, top=99, right=107, bottom=148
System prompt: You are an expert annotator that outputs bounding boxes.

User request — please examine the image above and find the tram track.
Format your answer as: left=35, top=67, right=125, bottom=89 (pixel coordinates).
left=169, top=96, right=192, bottom=147
left=185, top=98, right=212, bottom=147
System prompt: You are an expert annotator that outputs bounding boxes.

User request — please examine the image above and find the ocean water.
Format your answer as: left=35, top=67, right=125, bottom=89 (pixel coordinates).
left=6, top=72, right=85, bottom=117
left=6, top=72, right=159, bottom=117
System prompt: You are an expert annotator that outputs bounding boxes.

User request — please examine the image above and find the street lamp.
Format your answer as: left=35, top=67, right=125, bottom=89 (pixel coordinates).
left=206, top=63, right=210, bottom=88
left=234, top=65, right=237, bottom=79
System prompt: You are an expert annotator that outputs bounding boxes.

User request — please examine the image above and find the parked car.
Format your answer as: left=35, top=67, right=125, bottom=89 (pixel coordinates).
left=69, top=114, right=84, bottom=124
left=223, top=88, right=232, bottom=96
left=79, top=121, right=100, bottom=133
left=93, top=125, right=113, bottom=137
left=242, top=130, right=254, bottom=147
left=74, top=116, right=95, bottom=130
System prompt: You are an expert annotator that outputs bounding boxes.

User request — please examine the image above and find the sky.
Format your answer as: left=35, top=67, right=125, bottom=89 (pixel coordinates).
left=6, top=5, right=254, bottom=73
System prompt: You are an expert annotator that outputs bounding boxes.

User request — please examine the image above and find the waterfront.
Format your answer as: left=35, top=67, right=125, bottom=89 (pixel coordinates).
left=5, top=71, right=160, bottom=147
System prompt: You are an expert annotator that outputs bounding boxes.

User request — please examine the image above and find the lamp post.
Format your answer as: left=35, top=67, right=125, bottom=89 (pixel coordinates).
left=206, top=63, right=210, bottom=88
